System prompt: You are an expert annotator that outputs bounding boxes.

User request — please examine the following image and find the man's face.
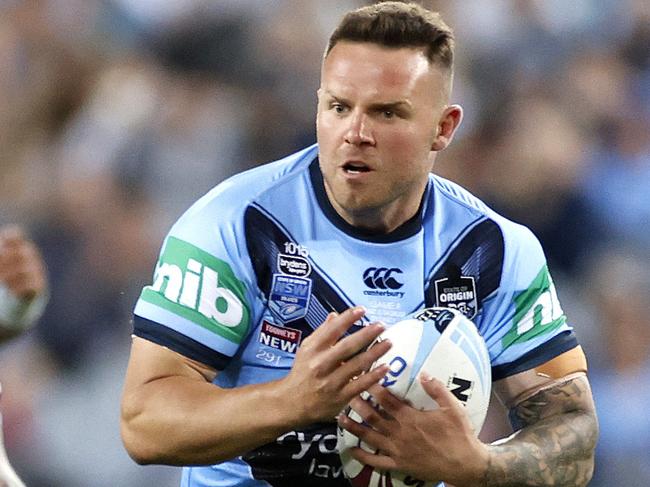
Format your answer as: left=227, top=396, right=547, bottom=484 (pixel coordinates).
left=317, top=41, right=451, bottom=231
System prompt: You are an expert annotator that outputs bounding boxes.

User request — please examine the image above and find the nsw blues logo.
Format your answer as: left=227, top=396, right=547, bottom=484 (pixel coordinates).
left=269, top=274, right=312, bottom=323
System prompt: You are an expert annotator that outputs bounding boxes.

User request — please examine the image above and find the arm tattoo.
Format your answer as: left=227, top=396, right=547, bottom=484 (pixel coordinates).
left=485, top=375, right=598, bottom=486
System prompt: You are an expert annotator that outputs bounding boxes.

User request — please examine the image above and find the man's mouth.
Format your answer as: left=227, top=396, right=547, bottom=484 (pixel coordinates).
left=342, top=161, right=371, bottom=174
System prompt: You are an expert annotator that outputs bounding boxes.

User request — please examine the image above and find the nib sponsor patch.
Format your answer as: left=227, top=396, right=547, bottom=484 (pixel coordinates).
left=139, top=236, right=250, bottom=341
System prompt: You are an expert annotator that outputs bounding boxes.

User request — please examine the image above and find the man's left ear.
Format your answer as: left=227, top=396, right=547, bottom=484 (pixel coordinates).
left=431, top=104, right=463, bottom=151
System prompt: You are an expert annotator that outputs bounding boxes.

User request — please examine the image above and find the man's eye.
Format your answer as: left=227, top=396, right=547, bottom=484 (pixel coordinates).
left=332, top=103, right=346, bottom=113
left=383, top=110, right=395, bottom=119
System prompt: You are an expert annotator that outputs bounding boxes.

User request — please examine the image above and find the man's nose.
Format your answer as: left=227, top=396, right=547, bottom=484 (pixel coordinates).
left=344, top=112, right=375, bottom=146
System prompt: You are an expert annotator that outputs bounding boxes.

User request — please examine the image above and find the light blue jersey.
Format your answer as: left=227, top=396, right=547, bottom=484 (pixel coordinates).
left=133, top=144, right=577, bottom=487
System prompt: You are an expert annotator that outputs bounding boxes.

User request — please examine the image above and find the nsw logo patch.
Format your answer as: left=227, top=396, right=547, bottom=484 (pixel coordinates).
left=269, top=274, right=312, bottom=323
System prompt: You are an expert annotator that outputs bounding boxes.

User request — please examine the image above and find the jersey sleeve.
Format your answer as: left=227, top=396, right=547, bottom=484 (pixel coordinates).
left=479, top=222, right=578, bottom=381
left=132, top=187, right=257, bottom=371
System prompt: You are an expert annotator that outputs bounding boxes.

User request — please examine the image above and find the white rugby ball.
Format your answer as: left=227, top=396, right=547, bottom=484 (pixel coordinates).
left=337, top=307, right=491, bottom=487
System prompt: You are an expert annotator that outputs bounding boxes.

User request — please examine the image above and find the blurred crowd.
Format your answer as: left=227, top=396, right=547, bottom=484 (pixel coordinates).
left=0, top=0, right=648, bottom=485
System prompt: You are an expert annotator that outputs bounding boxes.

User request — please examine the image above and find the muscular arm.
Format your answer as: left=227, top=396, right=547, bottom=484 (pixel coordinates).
left=121, top=336, right=283, bottom=466
left=485, top=348, right=598, bottom=486
left=120, top=307, right=391, bottom=466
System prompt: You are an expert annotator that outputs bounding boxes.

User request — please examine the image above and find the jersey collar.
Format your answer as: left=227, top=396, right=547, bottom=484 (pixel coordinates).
left=309, top=157, right=429, bottom=243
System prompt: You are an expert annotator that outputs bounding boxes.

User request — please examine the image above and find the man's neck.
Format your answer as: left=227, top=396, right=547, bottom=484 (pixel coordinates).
left=325, top=184, right=427, bottom=235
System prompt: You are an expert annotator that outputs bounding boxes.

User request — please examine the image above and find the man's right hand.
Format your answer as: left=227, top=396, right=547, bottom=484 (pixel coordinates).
left=121, top=307, right=392, bottom=465
left=281, top=306, right=391, bottom=425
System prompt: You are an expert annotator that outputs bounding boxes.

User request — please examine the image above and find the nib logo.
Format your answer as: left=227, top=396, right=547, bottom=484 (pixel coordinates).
left=141, top=237, right=249, bottom=332
left=363, top=267, right=404, bottom=290
left=152, top=259, right=243, bottom=327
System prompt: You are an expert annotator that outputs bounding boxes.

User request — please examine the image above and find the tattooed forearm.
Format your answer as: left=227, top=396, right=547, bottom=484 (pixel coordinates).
left=485, top=375, right=598, bottom=486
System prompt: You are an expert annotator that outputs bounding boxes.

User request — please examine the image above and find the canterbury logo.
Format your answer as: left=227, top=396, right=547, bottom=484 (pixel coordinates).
left=363, top=267, right=404, bottom=290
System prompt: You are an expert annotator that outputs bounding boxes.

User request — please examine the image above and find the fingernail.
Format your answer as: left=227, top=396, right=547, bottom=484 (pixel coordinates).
left=372, top=322, right=386, bottom=332
left=379, top=338, right=390, bottom=347
left=420, top=372, right=433, bottom=382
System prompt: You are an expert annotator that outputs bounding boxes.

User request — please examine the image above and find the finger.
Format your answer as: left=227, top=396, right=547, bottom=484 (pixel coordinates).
left=348, top=394, right=391, bottom=432
left=318, top=321, right=386, bottom=370
left=420, top=374, right=460, bottom=410
left=330, top=332, right=391, bottom=379
left=333, top=321, right=386, bottom=359
left=323, top=311, right=338, bottom=323
left=338, top=408, right=392, bottom=454
left=310, top=307, right=366, bottom=347
left=366, top=383, right=408, bottom=417
left=341, top=363, right=390, bottom=400
left=348, top=447, right=397, bottom=471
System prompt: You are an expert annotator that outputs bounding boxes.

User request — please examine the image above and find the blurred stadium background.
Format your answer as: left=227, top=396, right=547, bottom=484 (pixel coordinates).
left=0, top=0, right=648, bottom=485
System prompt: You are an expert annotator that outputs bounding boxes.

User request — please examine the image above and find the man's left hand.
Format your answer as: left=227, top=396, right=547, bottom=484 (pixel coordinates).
left=338, top=375, right=489, bottom=486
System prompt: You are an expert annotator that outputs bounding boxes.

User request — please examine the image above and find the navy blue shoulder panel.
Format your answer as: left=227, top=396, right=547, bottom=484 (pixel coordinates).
left=244, top=204, right=364, bottom=337
left=425, top=218, right=505, bottom=314
left=492, top=330, right=579, bottom=381
left=133, top=315, right=231, bottom=370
